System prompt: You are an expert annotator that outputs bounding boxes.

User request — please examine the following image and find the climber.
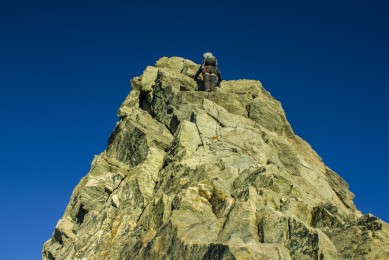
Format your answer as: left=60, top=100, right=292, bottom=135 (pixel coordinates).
left=194, top=52, right=222, bottom=92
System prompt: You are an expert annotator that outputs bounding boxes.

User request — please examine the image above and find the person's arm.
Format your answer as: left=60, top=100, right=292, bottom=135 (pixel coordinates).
left=194, top=65, right=202, bottom=80
left=217, top=68, right=222, bottom=82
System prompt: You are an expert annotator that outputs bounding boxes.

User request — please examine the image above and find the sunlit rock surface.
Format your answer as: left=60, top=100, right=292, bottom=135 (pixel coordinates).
left=43, top=57, right=389, bottom=259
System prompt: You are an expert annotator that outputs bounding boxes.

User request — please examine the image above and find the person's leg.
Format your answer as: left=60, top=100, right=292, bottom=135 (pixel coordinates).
left=204, top=73, right=211, bottom=91
left=210, top=73, right=217, bottom=91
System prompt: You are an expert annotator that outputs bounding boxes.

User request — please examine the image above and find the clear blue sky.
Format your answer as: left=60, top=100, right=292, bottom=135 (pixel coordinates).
left=1, top=1, right=388, bottom=259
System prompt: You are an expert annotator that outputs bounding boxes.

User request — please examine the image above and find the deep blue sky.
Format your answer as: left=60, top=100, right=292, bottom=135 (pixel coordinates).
left=1, top=1, right=388, bottom=259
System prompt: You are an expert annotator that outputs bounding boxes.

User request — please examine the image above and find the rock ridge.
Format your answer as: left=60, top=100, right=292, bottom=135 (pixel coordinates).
left=43, top=56, right=389, bottom=259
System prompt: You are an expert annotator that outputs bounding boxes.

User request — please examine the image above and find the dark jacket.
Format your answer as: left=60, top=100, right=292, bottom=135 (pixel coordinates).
left=194, top=60, right=222, bottom=82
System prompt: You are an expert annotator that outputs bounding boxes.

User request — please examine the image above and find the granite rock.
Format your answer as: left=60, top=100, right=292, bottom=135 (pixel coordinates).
left=43, top=57, right=389, bottom=260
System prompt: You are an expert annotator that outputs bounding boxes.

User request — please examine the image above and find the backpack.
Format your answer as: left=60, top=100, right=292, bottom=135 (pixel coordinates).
left=202, top=56, right=218, bottom=74
left=204, top=56, right=217, bottom=66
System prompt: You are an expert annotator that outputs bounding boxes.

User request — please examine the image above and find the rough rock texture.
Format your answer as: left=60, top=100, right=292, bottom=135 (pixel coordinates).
left=43, top=57, right=389, bottom=259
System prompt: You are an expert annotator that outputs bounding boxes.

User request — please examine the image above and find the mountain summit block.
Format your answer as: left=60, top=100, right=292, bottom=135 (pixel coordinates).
left=43, top=57, right=389, bottom=259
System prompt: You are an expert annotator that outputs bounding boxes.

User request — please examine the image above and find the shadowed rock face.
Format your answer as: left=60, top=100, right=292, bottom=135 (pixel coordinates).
left=43, top=57, right=389, bottom=259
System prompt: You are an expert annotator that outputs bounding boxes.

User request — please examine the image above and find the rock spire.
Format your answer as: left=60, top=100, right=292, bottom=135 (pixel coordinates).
left=43, top=57, right=389, bottom=259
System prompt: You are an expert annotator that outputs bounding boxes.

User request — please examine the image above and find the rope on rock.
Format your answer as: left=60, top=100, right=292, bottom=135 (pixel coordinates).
left=206, top=92, right=257, bottom=162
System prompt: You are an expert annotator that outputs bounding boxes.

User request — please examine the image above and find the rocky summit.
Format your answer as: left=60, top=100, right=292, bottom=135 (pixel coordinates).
left=43, top=57, right=389, bottom=259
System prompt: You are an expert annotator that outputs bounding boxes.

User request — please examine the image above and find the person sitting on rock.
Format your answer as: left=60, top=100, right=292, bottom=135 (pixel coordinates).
left=194, top=52, right=222, bottom=92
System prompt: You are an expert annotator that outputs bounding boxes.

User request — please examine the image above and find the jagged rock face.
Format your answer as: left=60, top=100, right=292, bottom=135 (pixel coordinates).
left=43, top=57, right=389, bottom=259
